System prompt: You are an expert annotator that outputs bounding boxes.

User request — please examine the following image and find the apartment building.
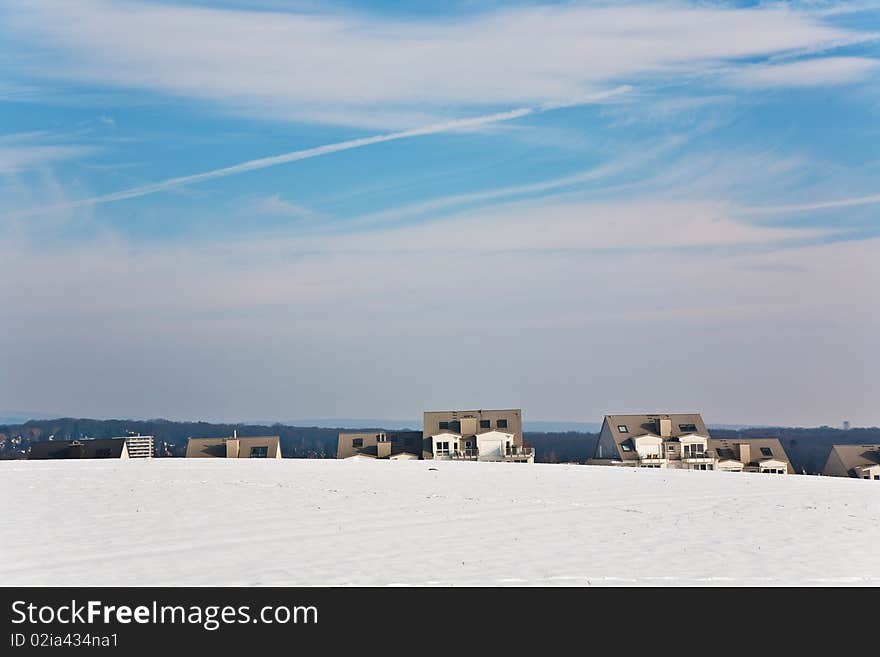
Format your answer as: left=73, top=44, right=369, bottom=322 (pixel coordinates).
left=337, top=431, right=423, bottom=460
left=423, top=409, right=533, bottom=463
left=709, top=438, right=792, bottom=474
left=592, top=413, right=714, bottom=469
left=821, top=444, right=880, bottom=480
left=121, top=434, right=154, bottom=459
left=185, top=433, right=282, bottom=458
left=29, top=438, right=129, bottom=460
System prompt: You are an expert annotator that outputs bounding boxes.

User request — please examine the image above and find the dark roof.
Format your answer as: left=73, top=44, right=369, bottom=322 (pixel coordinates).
left=29, top=438, right=127, bottom=460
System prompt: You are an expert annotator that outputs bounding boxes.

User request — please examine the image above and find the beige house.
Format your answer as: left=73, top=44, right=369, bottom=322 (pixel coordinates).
left=822, top=445, right=880, bottom=480
left=592, top=413, right=715, bottom=470
left=709, top=438, right=792, bottom=474
left=185, top=433, right=282, bottom=458
left=423, top=409, right=533, bottom=462
left=337, top=431, right=423, bottom=460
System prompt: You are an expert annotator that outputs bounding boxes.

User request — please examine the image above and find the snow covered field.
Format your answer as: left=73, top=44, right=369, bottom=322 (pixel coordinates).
left=2, top=459, right=879, bottom=586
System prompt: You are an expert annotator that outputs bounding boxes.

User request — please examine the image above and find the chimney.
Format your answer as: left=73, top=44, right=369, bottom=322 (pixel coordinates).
left=658, top=418, right=672, bottom=437
left=377, top=440, right=391, bottom=459
left=738, top=443, right=751, bottom=464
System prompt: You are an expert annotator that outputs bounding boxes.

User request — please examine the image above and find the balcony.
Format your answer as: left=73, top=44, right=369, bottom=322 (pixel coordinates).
left=450, top=449, right=479, bottom=461
left=681, top=451, right=716, bottom=463
left=504, top=445, right=534, bottom=460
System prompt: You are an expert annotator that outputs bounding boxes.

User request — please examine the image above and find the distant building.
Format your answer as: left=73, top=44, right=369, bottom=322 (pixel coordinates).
left=709, top=438, right=792, bottom=474
left=29, top=438, right=129, bottom=460
left=423, top=409, right=533, bottom=463
left=185, top=433, right=282, bottom=458
left=592, top=413, right=714, bottom=469
left=821, top=445, right=880, bottom=480
left=842, top=421, right=851, bottom=431
left=337, top=431, right=423, bottom=460
left=121, top=434, right=154, bottom=459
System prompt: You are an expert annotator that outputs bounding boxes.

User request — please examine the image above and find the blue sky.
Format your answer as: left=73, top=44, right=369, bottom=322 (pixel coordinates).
left=1, top=0, right=878, bottom=426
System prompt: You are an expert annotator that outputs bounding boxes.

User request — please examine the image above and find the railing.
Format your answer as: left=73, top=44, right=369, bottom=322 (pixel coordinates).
left=681, top=452, right=715, bottom=461
left=450, top=449, right=479, bottom=460
left=504, top=446, right=534, bottom=459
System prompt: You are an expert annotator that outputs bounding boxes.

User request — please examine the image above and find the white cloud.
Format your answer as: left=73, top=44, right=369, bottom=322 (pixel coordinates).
left=0, top=143, right=95, bottom=173
left=1, top=0, right=870, bottom=127
left=729, top=56, right=880, bottom=87
left=255, top=194, right=317, bottom=220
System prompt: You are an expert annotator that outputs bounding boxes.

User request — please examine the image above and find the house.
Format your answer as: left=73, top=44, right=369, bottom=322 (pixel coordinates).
left=423, top=409, right=533, bottom=463
left=185, top=433, right=282, bottom=458
left=121, top=434, right=154, bottom=459
left=709, top=438, right=792, bottom=474
left=592, top=413, right=715, bottom=470
left=29, top=438, right=129, bottom=460
left=337, top=431, right=423, bottom=460
left=821, top=445, right=880, bottom=480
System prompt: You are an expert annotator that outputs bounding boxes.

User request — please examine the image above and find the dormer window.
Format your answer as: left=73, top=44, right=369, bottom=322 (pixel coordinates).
left=679, top=423, right=697, bottom=432
left=617, top=425, right=628, bottom=433
left=760, top=447, right=773, bottom=457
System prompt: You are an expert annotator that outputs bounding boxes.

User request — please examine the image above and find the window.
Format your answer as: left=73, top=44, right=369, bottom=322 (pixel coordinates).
left=667, top=444, right=675, bottom=451
left=717, top=448, right=736, bottom=460
left=449, top=420, right=461, bottom=432
left=760, top=447, right=773, bottom=457
left=250, top=446, right=268, bottom=458
left=479, top=419, right=491, bottom=429
left=617, top=425, right=629, bottom=433
left=620, top=439, right=634, bottom=452
left=497, top=419, right=508, bottom=429
left=679, top=423, right=697, bottom=432
left=352, top=438, right=363, bottom=448
left=438, top=421, right=449, bottom=430
left=874, top=475, right=879, bottom=480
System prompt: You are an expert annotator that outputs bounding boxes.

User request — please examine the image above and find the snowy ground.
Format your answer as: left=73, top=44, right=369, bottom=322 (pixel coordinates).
left=2, top=459, right=879, bottom=586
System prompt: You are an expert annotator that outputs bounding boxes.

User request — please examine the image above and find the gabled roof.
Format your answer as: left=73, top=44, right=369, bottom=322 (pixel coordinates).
left=29, top=438, right=127, bottom=460
left=603, top=413, right=708, bottom=461
left=708, top=437, right=793, bottom=472
left=827, top=444, right=880, bottom=477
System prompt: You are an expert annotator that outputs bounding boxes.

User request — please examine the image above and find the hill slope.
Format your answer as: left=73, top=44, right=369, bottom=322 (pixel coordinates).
left=2, top=459, right=878, bottom=586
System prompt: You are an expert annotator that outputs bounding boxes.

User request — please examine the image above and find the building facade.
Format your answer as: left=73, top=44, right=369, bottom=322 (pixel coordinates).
left=337, top=430, right=423, bottom=460
left=422, top=409, right=533, bottom=462
left=592, top=413, right=714, bottom=469
left=708, top=438, right=792, bottom=474
left=121, top=434, right=154, bottom=459
left=185, top=434, right=282, bottom=458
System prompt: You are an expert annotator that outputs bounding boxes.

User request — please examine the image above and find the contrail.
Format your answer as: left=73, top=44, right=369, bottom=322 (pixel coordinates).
left=12, top=86, right=630, bottom=218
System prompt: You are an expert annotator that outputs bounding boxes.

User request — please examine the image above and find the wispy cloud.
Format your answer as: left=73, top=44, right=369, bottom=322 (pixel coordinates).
left=255, top=194, right=317, bottom=220
left=1, top=0, right=872, bottom=127
left=0, top=132, right=96, bottom=173
left=729, top=56, right=880, bottom=87
left=8, top=88, right=629, bottom=218
left=741, top=192, right=880, bottom=214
